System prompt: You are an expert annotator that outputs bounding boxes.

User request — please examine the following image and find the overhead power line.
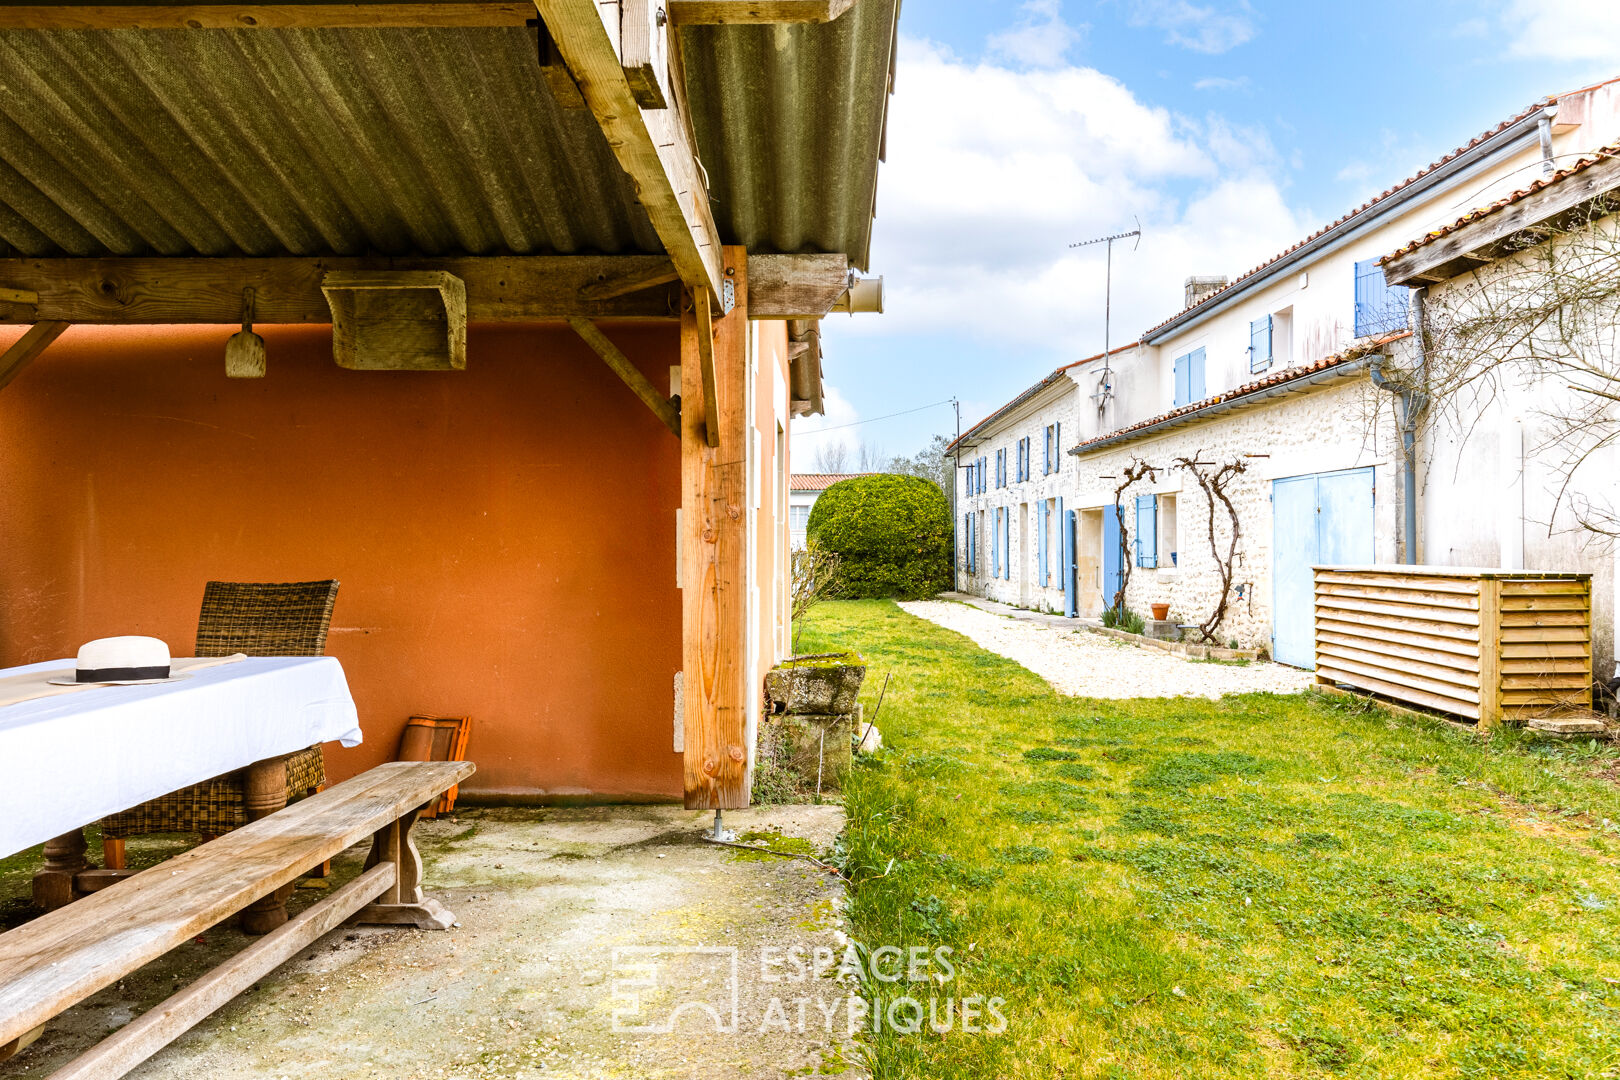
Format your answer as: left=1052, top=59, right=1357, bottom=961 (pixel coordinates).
left=795, top=398, right=957, bottom=437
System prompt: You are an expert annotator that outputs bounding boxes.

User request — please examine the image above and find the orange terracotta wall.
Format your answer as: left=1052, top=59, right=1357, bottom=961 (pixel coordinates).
left=0, top=321, right=686, bottom=802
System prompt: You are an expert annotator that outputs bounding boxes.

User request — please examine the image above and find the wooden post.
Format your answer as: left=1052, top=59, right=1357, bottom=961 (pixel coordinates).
left=353, top=806, right=454, bottom=929
left=681, top=247, right=752, bottom=809
left=33, top=829, right=90, bottom=911
left=238, top=756, right=290, bottom=934
left=1477, top=577, right=1503, bottom=729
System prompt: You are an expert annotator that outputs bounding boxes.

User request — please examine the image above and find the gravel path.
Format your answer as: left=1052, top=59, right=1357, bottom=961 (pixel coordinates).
left=899, top=600, right=1315, bottom=700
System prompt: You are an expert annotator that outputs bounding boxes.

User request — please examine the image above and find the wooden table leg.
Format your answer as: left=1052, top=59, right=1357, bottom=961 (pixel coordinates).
left=353, top=806, right=454, bottom=930
left=239, top=756, right=291, bottom=935
left=33, top=828, right=91, bottom=911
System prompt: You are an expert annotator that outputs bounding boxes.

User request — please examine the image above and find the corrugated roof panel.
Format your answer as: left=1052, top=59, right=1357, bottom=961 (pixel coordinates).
left=0, top=27, right=665, bottom=258
left=680, top=0, right=897, bottom=271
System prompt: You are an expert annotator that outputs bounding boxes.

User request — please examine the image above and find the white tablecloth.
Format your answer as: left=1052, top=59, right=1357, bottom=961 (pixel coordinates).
left=0, top=656, right=363, bottom=857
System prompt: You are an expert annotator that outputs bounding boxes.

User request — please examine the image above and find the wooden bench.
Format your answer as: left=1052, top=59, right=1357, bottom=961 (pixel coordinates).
left=0, top=759, right=474, bottom=1079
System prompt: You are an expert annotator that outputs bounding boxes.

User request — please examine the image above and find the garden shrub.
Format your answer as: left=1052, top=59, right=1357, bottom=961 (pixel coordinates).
left=806, top=474, right=951, bottom=600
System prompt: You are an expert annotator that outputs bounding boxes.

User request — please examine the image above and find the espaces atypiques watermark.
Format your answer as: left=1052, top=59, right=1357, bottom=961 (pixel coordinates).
left=610, top=944, right=1008, bottom=1037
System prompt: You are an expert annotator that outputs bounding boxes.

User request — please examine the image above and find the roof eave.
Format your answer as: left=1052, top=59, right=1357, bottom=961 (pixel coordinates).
left=1143, top=111, right=1547, bottom=344
left=1068, top=357, right=1374, bottom=457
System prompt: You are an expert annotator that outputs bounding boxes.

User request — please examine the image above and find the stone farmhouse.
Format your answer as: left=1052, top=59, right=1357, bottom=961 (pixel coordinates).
left=951, top=76, right=1620, bottom=674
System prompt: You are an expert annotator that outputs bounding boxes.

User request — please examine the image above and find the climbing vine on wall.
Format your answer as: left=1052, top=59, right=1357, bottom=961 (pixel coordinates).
left=1176, top=454, right=1248, bottom=644
left=1110, top=459, right=1159, bottom=617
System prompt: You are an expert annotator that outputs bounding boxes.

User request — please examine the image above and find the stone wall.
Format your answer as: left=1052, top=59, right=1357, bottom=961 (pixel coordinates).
left=956, top=378, right=1083, bottom=614
left=959, top=374, right=1403, bottom=651
left=1070, top=377, right=1400, bottom=649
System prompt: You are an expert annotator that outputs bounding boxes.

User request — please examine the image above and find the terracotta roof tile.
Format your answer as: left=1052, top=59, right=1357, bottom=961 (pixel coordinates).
left=1380, top=142, right=1620, bottom=265
left=1141, top=100, right=1550, bottom=340
left=1071, top=333, right=1409, bottom=454
left=790, top=473, right=878, bottom=491
left=946, top=341, right=1142, bottom=453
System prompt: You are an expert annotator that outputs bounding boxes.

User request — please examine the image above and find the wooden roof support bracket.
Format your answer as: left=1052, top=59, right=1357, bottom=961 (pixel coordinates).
left=533, top=0, right=726, bottom=307
left=566, top=317, right=681, bottom=437
left=666, top=0, right=858, bottom=25
left=695, top=288, right=720, bottom=448
left=0, top=321, right=69, bottom=393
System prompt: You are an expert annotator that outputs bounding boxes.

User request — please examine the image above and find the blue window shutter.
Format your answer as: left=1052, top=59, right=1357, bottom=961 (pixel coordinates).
left=1062, top=504, right=1076, bottom=617
left=1173, top=355, right=1189, bottom=406
left=990, top=510, right=997, bottom=577
left=1136, top=494, right=1158, bottom=568
left=1189, top=348, right=1206, bottom=401
left=1055, top=423, right=1061, bottom=469
left=1355, top=258, right=1377, bottom=336
left=1250, top=316, right=1273, bottom=373
left=1355, top=259, right=1409, bottom=337
left=1038, top=502, right=1048, bottom=586
left=1005, top=509, right=1012, bottom=580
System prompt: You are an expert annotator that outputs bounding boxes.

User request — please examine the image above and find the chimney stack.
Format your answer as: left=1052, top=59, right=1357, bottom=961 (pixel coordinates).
left=1184, top=275, right=1228, bottom=309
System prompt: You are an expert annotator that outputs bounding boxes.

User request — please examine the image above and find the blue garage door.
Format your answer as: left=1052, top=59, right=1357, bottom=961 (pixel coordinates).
left=1272, top=468, right=1375, bottom=668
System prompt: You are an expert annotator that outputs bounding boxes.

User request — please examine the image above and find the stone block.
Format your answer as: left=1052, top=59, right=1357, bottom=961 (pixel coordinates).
left=764, top=656, right=866, bottom=715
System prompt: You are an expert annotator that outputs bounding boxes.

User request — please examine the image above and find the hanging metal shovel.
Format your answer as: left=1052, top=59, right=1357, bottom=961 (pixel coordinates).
left=225, top=286, right=265, bottom=378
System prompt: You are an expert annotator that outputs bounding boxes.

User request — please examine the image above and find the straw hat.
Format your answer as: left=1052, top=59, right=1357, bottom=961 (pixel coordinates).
left=47, top=636, right=191, bottom=686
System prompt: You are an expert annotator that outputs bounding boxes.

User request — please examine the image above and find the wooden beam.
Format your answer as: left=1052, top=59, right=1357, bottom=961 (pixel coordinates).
left=667, top=0, right=858, bottom=24
left=620, top=0, right=669, bottom=109
left=0, top=321, right=69, bottom=392
left=0, top=255, right=844, bottom=324
left=681, top=246, right=751, bottom=810
left=1384, top=152, right=1620, bottom=287
left=533, top=0, right=725, bottom=305
left=747, top=254, right=849, bottom=319
left=578, top=259, right=681, bottom=301
left=567, top=316, right=681, bottom=436
left=536, top=18, right=588, bottom=110
left=0, top=4, right=535, bottom=29
left=695, top=288, right=720, bottom=448
left=0, top=257, right=686, bottom=324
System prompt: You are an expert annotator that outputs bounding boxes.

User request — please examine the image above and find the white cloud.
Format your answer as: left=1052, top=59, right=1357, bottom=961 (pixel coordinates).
left=1193, top=75, right=1249, bottom=92
left=988, top=0, right=1087, bottom=69
left=1126, top=0, right=1257, bottom=54
left=1503, top=0, right=1620, bottom=60
left=790, top=385, right=860, bottom=465
left=823, top=35, right=1305, bottom=362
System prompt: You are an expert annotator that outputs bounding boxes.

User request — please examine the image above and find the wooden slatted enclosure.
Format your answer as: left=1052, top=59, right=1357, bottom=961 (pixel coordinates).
left=1313, top=566, right=1592, bottom=727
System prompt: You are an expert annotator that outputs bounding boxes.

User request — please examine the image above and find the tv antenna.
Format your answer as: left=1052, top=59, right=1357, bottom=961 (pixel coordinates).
left=1070, top=218, right=1141, bottom=412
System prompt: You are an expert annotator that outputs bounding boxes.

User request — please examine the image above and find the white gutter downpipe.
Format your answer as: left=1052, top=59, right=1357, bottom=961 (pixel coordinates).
left=1370, top=287, right=1429, bottom=564
left=1538, top=107, right=1557, bottom=178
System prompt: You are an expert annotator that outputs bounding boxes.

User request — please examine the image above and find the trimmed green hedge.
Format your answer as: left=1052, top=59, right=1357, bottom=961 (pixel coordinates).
left=807, top=474, right=951, bottom=600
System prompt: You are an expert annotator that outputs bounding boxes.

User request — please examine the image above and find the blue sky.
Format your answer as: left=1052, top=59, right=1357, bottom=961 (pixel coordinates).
left=797, top=0, right=1620, bottom=466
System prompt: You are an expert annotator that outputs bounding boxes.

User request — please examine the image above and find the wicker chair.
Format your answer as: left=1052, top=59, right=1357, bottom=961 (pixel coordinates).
left=100, top=580, right=341, bottom=869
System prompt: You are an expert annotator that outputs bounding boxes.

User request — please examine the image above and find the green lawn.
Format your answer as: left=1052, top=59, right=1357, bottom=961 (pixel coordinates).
left=802, top=600, right=1620, bottom=1079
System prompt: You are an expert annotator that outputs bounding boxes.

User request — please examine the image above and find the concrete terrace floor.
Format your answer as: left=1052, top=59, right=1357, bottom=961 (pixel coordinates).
left=1, top=805, right=859, bottom=1080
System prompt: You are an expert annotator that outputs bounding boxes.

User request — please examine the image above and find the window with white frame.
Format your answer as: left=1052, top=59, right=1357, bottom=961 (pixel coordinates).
left=1158, top=494, right=1178, bottom=569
